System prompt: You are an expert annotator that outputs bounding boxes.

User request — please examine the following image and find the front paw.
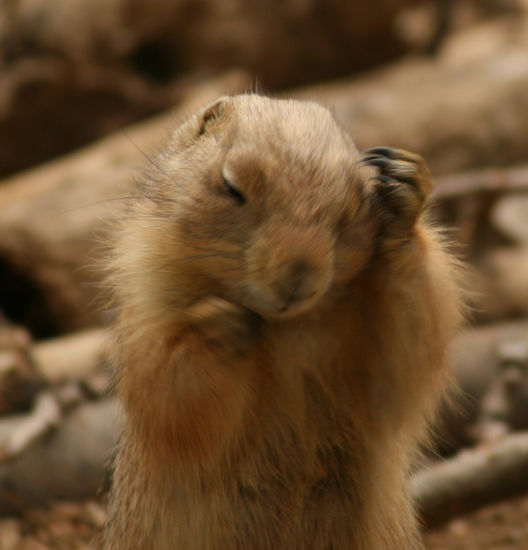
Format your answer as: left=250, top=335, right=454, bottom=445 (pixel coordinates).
left=185, top=298, right=260, bottom=354
left=362, top=146, right=433, bottom=235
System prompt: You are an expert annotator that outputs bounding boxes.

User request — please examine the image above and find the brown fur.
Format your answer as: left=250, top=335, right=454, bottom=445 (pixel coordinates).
left=102, top=95, right=464, bottom=549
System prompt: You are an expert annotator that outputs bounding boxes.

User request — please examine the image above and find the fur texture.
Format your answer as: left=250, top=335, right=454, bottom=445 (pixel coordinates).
left=103, top=95, right=464, bottom=549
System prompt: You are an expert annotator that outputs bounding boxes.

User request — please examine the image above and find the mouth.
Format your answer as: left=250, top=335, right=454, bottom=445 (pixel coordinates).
left=244, top=259, right=334, bottom=319
left=278, top=289, right=318, bottom=314
left=249, top=288, right=321, bottom=319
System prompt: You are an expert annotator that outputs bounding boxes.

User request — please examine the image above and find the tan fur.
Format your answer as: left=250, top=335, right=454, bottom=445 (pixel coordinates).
left=102, top=95, right=464, bottom=549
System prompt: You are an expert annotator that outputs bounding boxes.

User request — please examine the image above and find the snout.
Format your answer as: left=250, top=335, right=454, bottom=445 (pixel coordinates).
left=246, top=227, right=334, bottom=317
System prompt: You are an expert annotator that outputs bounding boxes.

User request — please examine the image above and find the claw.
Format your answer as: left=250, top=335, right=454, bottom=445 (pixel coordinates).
left=362, top=147, right=425, bottom=187
left=361, top=145, right=433, bottom=237
left=362, top=155, right=390, bottom=168
left=363, top=146, right=402, bottom=159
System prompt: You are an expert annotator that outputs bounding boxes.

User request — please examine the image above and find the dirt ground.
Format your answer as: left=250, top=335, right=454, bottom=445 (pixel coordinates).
left=424, top=493, right=528, bottom=550
left=0, top=493, right=527, bottom=549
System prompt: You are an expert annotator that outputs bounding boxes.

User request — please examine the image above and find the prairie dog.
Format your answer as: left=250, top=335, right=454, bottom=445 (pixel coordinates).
left=103, top=95, right=464, bottom=549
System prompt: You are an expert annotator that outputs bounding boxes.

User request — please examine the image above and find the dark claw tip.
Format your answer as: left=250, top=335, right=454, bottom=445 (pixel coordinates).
left=373, top=174, right=394, bottom=184
left=362, top=155, right=389, bottom=168
left=363, top=146, right=395, bottom=158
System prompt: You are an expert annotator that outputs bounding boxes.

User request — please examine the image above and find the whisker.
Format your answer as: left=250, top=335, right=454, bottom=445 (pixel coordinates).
left=122, top=130, right=168, bottom=176
left=55, top=195, right=152, bottom=216
left=152, top=251, right=240, bottom=273
left=116, top=216, right=175, bottom=225
left=149, top=195, right=182, bottom=205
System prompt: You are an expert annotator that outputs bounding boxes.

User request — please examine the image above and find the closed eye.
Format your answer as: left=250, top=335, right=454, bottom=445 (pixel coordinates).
left=223, top=177, right=246, bottom=205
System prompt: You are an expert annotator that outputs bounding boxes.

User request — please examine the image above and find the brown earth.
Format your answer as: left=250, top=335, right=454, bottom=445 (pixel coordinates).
left=424, top=493, right=528, bottom=550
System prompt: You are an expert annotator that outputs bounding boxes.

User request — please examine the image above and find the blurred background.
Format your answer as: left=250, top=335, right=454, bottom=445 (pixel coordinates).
left=1, top=1, right=528, bottom=548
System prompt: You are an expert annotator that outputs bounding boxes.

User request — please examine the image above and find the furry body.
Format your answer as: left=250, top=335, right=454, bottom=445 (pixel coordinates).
left=103, top=95, right=464, bottom=549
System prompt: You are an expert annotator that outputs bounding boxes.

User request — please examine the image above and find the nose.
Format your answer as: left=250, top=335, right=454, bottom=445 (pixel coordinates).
left=276, top=259, right=321, bottom=311
left=247, top=223, right=334, bottom=316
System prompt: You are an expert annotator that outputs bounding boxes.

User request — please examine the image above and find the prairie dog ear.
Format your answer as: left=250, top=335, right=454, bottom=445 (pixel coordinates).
left=197, top=96, right=232, bottom=137
left=170, top=96, right=233, bottom=149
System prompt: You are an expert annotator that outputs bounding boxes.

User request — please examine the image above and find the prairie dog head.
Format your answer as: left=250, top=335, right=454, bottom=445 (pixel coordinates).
left=117, top=95, right=377, bottom=322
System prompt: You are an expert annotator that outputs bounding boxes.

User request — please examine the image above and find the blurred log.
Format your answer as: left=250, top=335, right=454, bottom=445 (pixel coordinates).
left=2, top=0, right=421, bottom=89
left=0, top=321, right=109, bottom=419
left=412, top=431, right=528, bottom=527
left=0, top=0, right=428, bottom=177
left=0, top=392, right=61, bottom=461
left=0, top=58, right=179, bottom=179
left=475, top=247, right=528, bottom=322
left=0, top=320, right=524, bottom=515
left=295, top=15, right=528, bottom=175
left=31, top=329, right=109, bottom=383
left=450, top=321, right=528, bottom=404
left=433, top=164, right=528, bottom=201
left=438, top=320, right=528, bottom=452
left=0, top=70, right=250, bottom=335
left=4, top=14, right=528, bottom=332
left=492, top=194, right=528, bottom=244
left=431, top=166, right=528, bottom=254
left=0, top=323, right=44, bottom=415
left=0, top=394, right=526, bottom=520
left=0, top=399, right=120, bottom=515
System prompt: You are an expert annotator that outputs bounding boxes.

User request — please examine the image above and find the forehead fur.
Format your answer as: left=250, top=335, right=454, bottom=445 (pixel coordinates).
left=231, top=95, right=354, bottom=156
left=226, top=97, right=362, bottom=192
left=216, top=95, right=359, bottom=222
